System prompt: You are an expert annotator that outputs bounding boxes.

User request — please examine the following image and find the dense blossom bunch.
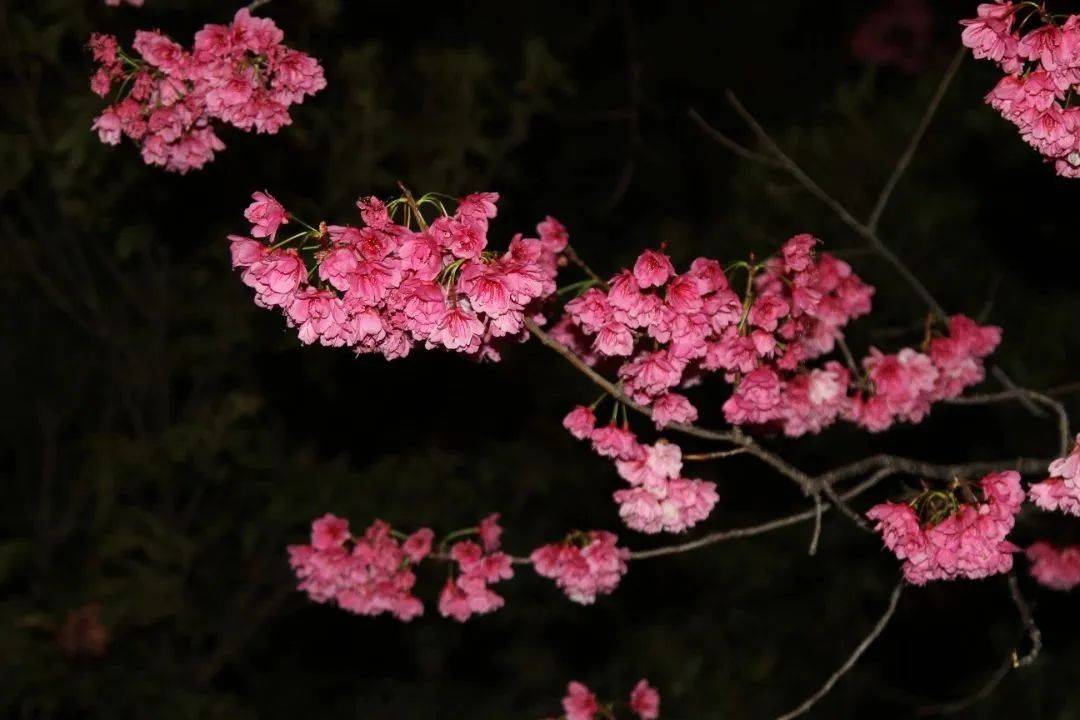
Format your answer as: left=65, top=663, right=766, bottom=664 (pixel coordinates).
left=553, top=235, right=875, bottom=434
left=546, top=679, right=660, bottom=720
left=961, top=1, right=1080, bottom=177
left=88, top=9, right=325, bottom=172
left=563, top=413, right=718, bottom=534
left=1029, top=435, right=1080, bottom=515
left=287, top=514, right=431, bottom=621
left=1026, top=542, right=1080, bottom=590
left=531, top=531, right=630, bottom=604
left=866, top=471, right=1025, bottom=584
left=230, top=191, right=564, bottom=360
left=438, top=514, right=515, bottom=622
left=849, top=314, right=1001, bottom=432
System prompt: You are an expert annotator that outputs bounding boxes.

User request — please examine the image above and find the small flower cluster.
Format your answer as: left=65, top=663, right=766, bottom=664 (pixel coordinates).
left=287, top=514, right=431, bottom=621
left=866, top=471, right=1025, bottom=585
left=547, top=679, right=660, bottom=720
left=89, top=9, right=325, bottom=172
left=1029, top=435, right=1080, bottom=515
left=851, top=315, right=1001, bottom=431
left=531, top=531, right=630, bottom=604
left=230, top=190, right=565, bottom=361
left=961, top=1, right=1080, bottom=177
left=563, top=410, right=718, bottom=535
left=438, top=514, right=515, bottom=622
left=554, top=237, right=874, bottom=435
left=1026, top=542, right=1080, bottom=590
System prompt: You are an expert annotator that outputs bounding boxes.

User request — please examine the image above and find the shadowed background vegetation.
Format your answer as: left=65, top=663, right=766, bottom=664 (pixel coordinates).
left=2, top=0, right=1079, bottom=717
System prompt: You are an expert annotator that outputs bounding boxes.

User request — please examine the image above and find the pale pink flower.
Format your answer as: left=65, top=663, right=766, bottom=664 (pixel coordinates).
left=629, top=679, right=661, bottom=720
left=531, top=531, right=629, bottom=604
left=632, top=249, right=675, bottom=288
left=651, top=392, right=698, bottom=429
left=563, top=682, right=599, bottom=720
left=563, top=405, right=598, bottom=440
left=244, top=191, right=289, bottom=241
left=1026, top=542, right=1080, bottom=591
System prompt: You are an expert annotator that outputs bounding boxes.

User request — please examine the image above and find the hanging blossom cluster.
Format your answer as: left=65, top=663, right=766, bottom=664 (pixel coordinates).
left=88, top=9, right=325, bottom=172
left=961, top=1, right=1080, bottom=177
left=544, top=680, right=660, bottom=720
left=229, top=190, right=565, bottom=361
left=1026, top=542, right=1080, bottom=590
left=289, top=513, right=636, bottom=621
left=562, top=414, right=718, bottom=535
left=1029, top=434, right=1080, bottom=515
left=531, top=531, right=630, bottom=604
left=287, top=514, right=432, bottom=621
left=553, top=236, right=1002, bottom=438
left=866, top=471, right=1025, bottom=585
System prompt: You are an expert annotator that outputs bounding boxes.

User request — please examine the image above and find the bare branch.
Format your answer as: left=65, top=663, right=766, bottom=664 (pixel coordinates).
left=687, top=108, right=780, bottom=166
left=629, top=472, right=888, bottom=561
left=684, top=448, right=748, bottom=461
left=916, top=656, right=1012, bottom=716
left=808, top=493, right=823, bottom=556
left=776, top=582, right=905, bottom=720
left=562, top=244, right=609, bottom=290
left=1008, top=573, right=1042, bottom=668
left=947, top=387, right=1070, bottom=457
left=721, top=91, right=948, bottom=320
left=867, top=48, right=966, bottom=232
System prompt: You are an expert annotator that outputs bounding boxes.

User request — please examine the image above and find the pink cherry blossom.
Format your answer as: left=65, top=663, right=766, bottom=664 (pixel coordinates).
left=562, top=682, right=599, bottom=720
left=629, top=679, right=661, bottom=720
left=563, top=405, right=598, bottom=440
left=1026, top=542, right=1080, bottom=591
left=531, top=531, right=630, bottom=604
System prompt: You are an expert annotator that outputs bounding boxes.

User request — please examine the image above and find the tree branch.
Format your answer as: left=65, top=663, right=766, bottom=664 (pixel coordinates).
left=947, top=388, right=1070, bottom=457
left=867, top=48, right=965, bottom=232
left=776, top=582, right=904, bottom=720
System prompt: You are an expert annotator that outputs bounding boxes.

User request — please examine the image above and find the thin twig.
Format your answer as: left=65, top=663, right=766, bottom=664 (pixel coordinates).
left=947, top=387, right=1070, bottom=457
left=684, top=448, right=748, bottom=461
left=562, top=245, right=609, bottom=290
left=1008, top=574, right=1042, bottom=668
left=867, top=48, right=965, bottom=232
left=776, top=582, right=905, bottom=720
left=992, top=366, right=1047, bottom=418
left=916, top=656, right=1012, bottom=716
left=687, top=108, right=780, bottom=166
left=721, top=91, right=948, bottom=320
left=246, top=0, right=273, bottom=11
left=1046, top=380, right=1080, bottom=397
left=808, top=493, right=823, bottom=556
left=629, top=472, right=887, bottom=561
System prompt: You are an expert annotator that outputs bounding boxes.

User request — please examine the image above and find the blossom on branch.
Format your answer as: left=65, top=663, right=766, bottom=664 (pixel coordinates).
left=867, top=471, right=1024, bottom=584
left=88, top=9, right=325, bottom=172
left=229, top=189, right=564, bottom=360
left=1029, top=434, right=1080, bottom=516
left=961, top=1, right=1080, bottom=177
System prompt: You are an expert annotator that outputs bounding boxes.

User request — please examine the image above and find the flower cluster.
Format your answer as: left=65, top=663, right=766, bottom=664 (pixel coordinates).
left=961, top=2, right=1080, bottom=177
left=89, top=9, right=325, bottom=172
left=555, top=237, right=874, bottom=435
left=287, top=514, right=431, bottom=621
left=563, top=411, right=718, bottom=535
left=850, top=315, right=1001, bottom=431
left=230, top=190, right=565, bottom=361
left=866, top=471, right=1025, bottom=585
left=1029, top=435, right=1080, bottom=515
left=1026, top=542, right=1080, bottom=590
left=547, top=679, right=660, bottom=720
left=531, top=531, right=630, bottom=604
left=438, top=514, right=515, bottom=622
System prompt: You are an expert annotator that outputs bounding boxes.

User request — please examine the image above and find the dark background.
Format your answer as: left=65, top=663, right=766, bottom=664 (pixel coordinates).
left=2, top=0, right=1080, bottom=717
